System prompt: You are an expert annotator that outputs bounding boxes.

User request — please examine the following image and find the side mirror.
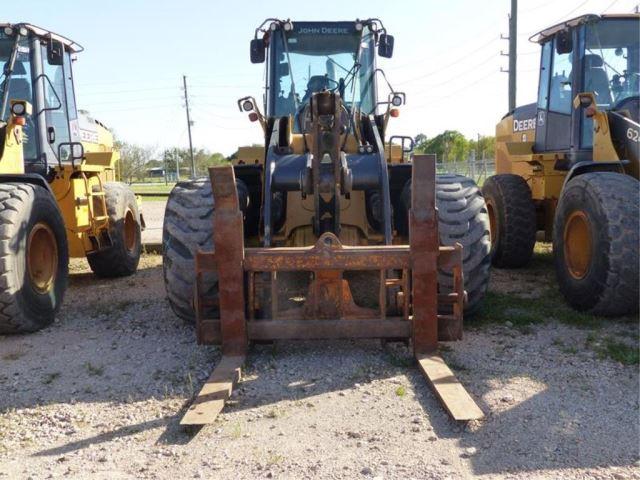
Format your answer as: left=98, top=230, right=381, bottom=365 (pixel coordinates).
left=58, top=141, right=84, bottom=166
left=250, top=38, right=266, bottom=64
left=47, top=38, right=64, bottom=66
left=555, top=30, right=573, bottom=55
left=378, top=33, right=394, bottom=58
left=277, top=62, right=290, bottom=77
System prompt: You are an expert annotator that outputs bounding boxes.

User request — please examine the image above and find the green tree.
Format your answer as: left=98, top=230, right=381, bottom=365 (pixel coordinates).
left=194, top=149, right=229, bottom=176
left=468, top=135, right=495, bottom=160
left=415, top=130, right=470, bottom=162
left=145, top=159, right=163, bottom=168
left=118, top=142, right=156, bottom=183
left=162, top=147, right=189, bottom=178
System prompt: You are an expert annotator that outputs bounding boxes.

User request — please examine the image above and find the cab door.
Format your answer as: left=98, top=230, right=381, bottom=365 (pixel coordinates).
left=535, top=31, right=575, bottom=153
left=36, top=40, right=78, bottom=164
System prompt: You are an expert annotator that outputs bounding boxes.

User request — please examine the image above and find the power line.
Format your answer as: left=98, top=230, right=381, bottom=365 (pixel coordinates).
left=84, top=95, right=183, bottom=106
left=192, top=111, right=253, bottom=130
left=602, top=0, right=620, bottom=12
left=403, top=60, right=498, bottom=99
left=520, top=0, right=557, bottom=13
left=410, top=70, right=499, bottom=110
left=395, top=41, right=500, bottom=86
left=80, top=86, right=179, bottom=96
left=389, top=33, right=499, bottom=71
left=518, top=0, right=593, bottom=37
left=89, top=103, right=180, bottom=113
left=557, top=0, right=592, bottom=20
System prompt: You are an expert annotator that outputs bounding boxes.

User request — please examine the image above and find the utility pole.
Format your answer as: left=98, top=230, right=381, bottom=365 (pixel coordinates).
left=182, top=75, right=196, bottom=179
left=501, top=0, right=518, bottom=112
left=509, top=0, right=517, bottom=112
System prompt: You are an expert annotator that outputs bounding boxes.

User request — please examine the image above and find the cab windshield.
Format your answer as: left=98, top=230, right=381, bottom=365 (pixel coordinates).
left=271, top=23, right=376, bottom=119
left=584, top=18, right=639, bottom=109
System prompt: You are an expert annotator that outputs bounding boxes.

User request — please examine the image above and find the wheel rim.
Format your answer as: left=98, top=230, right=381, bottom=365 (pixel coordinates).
left=486, top=200, right=497, bottom=245
left=27, top=222, right=58, bottom=294
left=563, top=210, right=592, bottom=280
left=124, top=209, right=137, bottom=253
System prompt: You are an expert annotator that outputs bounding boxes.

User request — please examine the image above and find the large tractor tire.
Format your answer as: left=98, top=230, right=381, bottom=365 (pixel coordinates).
left=482, top=174, right=537, bottom=268
left=435, top=174, right=492, bottom=317
left=400, top=174, right=491, bottom=317
left=87, top=183, right=142, bottom=278
left=553, top=172, right=639, bottom=316
left=163, top=178, right=217, bottom=322
left=0, top=183, right=68, bottom=333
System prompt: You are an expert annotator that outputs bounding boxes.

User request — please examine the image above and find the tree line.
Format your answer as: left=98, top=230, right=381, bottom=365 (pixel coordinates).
left=414, top=131, right=495, bottom=163
left=115, top=131, right=494, bottom=183
left=114, top=141, right=228, bottom=183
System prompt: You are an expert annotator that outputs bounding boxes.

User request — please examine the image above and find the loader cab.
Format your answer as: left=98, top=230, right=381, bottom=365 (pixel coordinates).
left=250, top=20, right=397, bottom=134
left=533, top=14, right=639, bottom=161
left=0, top=23, right=83, bottom=174
left=267, top=21, right=377, bottom=122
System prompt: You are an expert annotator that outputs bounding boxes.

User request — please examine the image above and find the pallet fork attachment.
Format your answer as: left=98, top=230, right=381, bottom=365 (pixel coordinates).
left=181, top=155, right=483, bottom=426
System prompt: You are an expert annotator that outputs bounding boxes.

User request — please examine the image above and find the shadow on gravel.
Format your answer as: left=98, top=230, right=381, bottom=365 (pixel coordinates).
left=33, top=411, right=199, bottom=457
left=459, top=378, right=639, bottom=475
left=34, top=417, right=173, bottom=457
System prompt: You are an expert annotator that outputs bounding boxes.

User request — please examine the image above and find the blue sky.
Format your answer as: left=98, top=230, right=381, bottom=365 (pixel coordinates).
left=3, top=0, right=637, bottom=155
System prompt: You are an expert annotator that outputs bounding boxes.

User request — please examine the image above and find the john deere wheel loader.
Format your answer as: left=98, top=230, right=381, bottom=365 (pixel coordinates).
left=163, top=19, right=491, bottom=423
left=0, top=24, right=142, bottom=333
left=485, top=14, right=639, bottom=316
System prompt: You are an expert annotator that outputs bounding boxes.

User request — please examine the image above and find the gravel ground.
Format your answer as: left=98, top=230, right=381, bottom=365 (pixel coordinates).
left=0, top=253, right=638, bottom=480
left=141, top=200, right=166, bottom=246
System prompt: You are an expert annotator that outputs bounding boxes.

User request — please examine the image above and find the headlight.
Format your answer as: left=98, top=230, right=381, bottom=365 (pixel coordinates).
left=283, top=21, right=293, bottom=31
left=3, top=27, right=13, bottom=36
left=391, top=95, right=403, bottom=107
left=11, top=102, right=26, bottom=116
left=270, top=22, right=278, bottom=31
left=241, top=100, right=254, bottom=112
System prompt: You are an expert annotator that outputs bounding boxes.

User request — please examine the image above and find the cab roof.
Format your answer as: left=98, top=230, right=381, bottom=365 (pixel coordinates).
left=529, top=13, right=639, bottom=44
left=0, top=22, right=83, bottom=53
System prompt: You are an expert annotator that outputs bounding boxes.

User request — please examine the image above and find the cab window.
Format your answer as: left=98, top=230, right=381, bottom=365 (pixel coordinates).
left=41, top=43, right=71, bottom=160
left=537, top=41, right=552, bottom=108
left=63, top=51, right=77, bottom=122
left=549, top=39, right=573, bottom=114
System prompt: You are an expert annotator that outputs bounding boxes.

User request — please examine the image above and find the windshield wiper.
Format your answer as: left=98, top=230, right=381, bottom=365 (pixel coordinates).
left=326, top=56, right=351, bottom=75
left=586, top=48, right=623, bottom=76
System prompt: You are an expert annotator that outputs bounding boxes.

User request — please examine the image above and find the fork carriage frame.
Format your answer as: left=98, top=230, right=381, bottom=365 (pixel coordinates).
left=183, top=155, right=484, bottom=425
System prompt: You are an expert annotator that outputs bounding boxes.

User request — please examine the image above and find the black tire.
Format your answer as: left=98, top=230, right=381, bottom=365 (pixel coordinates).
left=400, top=175, right=491, bottom=317
left=435, top=174, right=492, bottom=317
left=163, top=178, right=218, bottom=322
left=553, top=172, right=639, bottom=316
left=482, top=174, right=537, bottom=268
left=0, top=183, right=68, bottom=334
left=87, top=183, right=141, bottom=277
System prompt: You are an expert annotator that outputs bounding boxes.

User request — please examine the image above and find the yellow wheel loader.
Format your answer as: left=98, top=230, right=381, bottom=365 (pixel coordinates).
left=0, top=24, right=143, bottom=333
left=163, top=19, right=491, bottom=424
left=485, top=14, right=639, bottom=316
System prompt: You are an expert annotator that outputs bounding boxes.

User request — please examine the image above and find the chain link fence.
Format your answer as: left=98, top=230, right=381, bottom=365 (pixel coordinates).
left=435, top=153, right=495, bottom=185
